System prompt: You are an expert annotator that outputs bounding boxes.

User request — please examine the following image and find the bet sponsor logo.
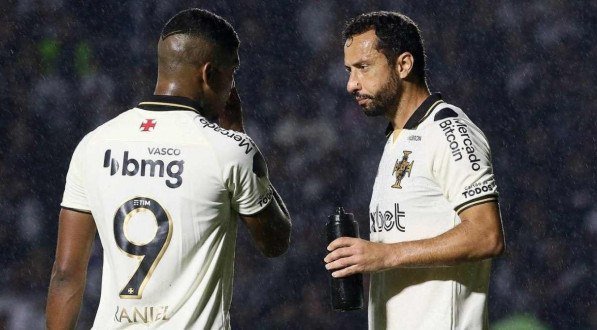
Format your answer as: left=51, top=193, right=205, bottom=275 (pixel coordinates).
left=103, top=149, right=184, bottom=188
left=198, top=118, right=256, bottom=155
left=462, top=179, right=496, bottom=198
left=439, top=118, right=482, bottom=171
left=370, top=203, right=406, bottom=233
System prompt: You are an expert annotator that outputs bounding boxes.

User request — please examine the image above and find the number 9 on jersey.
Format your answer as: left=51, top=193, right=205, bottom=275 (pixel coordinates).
left=113, top=197, right=173, bottom=299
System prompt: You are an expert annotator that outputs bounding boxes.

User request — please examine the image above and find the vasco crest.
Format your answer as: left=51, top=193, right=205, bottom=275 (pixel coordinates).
left=391, top=151, right=414, bottom=189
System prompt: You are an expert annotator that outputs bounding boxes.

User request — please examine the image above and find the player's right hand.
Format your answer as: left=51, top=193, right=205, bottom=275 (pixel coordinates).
left=324, top=237, right=392, bottom=277
left=219, top=84, right=244, bottom=132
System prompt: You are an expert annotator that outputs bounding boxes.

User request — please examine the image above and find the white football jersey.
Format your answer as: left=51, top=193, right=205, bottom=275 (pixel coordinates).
left=368, top=94, right=498, bottom=330
left=61, top=95, right=273, bottom=329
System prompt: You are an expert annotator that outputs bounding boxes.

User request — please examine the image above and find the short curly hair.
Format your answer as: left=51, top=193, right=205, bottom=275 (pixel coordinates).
left=343, top=11, right=426, bottom=84
left=162, top=8, right=239, bottom=53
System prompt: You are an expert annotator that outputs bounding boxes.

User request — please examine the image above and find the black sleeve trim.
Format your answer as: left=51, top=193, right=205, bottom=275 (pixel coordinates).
left=454, top=194, right=498, bottom=214
left=61, top=206, right=92, bottom=214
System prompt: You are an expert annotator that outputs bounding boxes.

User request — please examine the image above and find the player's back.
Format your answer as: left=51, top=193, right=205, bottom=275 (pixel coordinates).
left=61, top=97, right=271, bottom=329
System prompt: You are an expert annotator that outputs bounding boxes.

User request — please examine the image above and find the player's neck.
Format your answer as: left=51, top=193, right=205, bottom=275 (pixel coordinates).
left=388, top=84, right=430, bottom=130
left=154, top=79, right=202, bottom=102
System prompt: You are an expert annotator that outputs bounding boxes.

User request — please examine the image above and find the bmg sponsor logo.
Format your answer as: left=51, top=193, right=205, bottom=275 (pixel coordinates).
left=103, top=149, right=184, bottom=188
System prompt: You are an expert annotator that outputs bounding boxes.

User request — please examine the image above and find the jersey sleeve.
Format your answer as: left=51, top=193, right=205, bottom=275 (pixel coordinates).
left=222, top=136, right=273, bottom=216
left=432, top=113, right=498, bottom=214
left=61, top=135, right=92, bottom=213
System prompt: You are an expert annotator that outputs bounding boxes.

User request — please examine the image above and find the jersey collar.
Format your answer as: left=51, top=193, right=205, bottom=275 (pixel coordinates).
left=137, top=95, right=205, bottom=115
left=385, top=92, right=444, bottom=137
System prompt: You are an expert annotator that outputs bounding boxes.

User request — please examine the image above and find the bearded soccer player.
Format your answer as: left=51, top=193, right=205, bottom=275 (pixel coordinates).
left=324, top=12, right=505, bottom=329
left=46, top=9, right=291, bottom=329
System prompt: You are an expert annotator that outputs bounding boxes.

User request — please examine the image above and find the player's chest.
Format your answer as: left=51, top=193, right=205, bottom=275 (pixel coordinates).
left=372, top=131, right=435, bottom=196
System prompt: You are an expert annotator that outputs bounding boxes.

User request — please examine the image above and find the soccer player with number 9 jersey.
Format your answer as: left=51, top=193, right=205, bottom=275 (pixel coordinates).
left=46, top=9, right=291, bottom=329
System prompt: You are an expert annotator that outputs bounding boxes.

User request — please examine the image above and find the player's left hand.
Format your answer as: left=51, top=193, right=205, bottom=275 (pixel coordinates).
left=219, top=82, right=244, bottom=132
left=324, top=237, right=392, bottom=278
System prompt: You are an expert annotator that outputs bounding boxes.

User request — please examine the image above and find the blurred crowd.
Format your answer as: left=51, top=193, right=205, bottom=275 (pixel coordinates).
left=0, top=0, right=594, bottom=329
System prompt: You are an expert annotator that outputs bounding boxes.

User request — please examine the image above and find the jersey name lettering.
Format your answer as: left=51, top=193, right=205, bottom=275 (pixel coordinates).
left=148, top=147, right=181, bottom=156
left=114, top=305, right=170, bottom=324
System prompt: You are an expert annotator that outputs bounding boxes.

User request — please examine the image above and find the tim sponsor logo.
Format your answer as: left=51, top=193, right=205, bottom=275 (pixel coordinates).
left=103, top=149, right=184, bottom=188
left=370, top=203, right=406, bottom=233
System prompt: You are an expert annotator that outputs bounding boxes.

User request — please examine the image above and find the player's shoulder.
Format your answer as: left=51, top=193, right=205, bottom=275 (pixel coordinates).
left=420, top=101, right=492, bottom=157
left=421, top=101, right=484, bottom=136
left=421, top=101, right=468, bottom=127
left=193, top=117, right=261, bottom=160
left=72, top=109, right=135, bottom=149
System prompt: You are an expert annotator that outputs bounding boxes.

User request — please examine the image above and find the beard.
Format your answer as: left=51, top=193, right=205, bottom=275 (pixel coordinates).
left=357, top=73, right=401, bottom=117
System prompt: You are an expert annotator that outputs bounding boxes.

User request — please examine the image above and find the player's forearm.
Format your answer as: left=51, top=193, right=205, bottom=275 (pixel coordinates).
left=46, top=266, right=86, bottom=329
left=270, top=184, right=290, bottom=220
left=241, top=186, right=291, bottom=257
left=386, top=219, right=504, bottom=268
left=248, top=216, right=291, bottom=258
left=259, top=188, right=291, bottom=257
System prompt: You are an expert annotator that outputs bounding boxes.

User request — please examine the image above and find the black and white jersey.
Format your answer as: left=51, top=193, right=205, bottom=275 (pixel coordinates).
left=368, top=93, right=498, bottom=330
left=61, top=95, right=272, bottom=329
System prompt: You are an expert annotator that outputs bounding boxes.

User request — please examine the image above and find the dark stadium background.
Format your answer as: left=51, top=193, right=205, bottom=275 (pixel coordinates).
left=0, top=1, right=594, bottom=329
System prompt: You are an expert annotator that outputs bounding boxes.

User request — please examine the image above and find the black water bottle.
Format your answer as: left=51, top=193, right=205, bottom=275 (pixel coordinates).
left=326, top=207, right=364, bottom=311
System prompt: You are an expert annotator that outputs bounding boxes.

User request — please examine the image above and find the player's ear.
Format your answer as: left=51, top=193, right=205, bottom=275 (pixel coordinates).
left=394, top=52, right=414, bottom=80
left=201, top=62, right=214, bottom=86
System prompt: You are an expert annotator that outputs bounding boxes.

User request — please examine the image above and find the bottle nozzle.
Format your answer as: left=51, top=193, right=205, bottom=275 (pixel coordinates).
left=335, top=207, right=345, bottom=215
